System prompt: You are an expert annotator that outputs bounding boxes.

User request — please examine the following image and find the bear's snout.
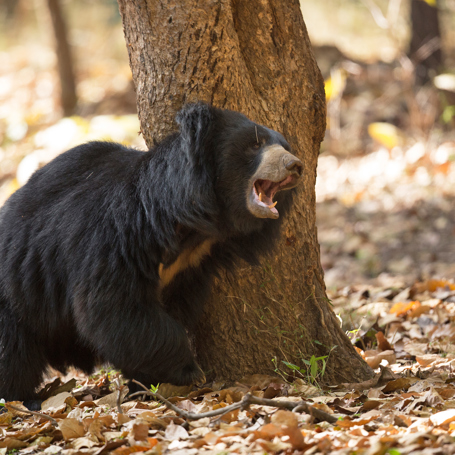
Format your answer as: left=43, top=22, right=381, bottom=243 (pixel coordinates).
left=246, top=144, right=303, bottom=220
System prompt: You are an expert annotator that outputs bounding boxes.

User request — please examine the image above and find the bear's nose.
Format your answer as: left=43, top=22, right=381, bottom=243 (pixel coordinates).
left=284, top=157, right=303, bottom=176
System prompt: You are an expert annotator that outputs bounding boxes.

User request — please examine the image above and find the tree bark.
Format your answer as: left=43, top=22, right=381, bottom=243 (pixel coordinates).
left=117, top=0, right=374, bottom=384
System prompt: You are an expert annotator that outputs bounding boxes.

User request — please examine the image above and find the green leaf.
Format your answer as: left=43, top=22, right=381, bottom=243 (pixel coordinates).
left=310, top=355, right=318, bottom=379
left=150, top=383, right=160, bottom=394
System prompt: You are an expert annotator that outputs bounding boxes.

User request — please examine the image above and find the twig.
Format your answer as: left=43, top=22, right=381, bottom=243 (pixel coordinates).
left=7, top=404, right=59, bottom=427
left=131, top=379, right=337, bottom=424
left=243, top=394, right=338, bottom=424
left=130, top=380, right=230, bottom=419
left=113, top=377, right=124, bottom=414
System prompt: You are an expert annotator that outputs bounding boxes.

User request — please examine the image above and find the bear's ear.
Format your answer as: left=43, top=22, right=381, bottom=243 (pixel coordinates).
left=176, top=103, right=215, bottom=154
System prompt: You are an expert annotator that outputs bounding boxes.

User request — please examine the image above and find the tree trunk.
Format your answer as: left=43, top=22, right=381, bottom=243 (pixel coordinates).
left=47, top=0, right=78, bottom=116
left=409, top=0, right=442, bottom=85
left=117, top=0, right=374, bottom=384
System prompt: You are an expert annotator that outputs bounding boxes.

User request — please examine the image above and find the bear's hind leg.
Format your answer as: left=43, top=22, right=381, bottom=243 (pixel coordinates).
left=0, top=308, right=48, bottom=402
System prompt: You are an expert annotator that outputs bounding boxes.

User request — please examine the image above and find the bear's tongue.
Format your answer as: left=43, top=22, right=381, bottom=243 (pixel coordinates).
left=254, top=179, right=279, bottom=213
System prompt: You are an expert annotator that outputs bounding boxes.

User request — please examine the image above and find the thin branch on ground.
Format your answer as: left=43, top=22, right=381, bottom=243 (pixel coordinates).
left=7, top=404, right=59, bottom=427
left=113, top=377, right=124, bottom=414
left=131, top=379, right=337, bottom=424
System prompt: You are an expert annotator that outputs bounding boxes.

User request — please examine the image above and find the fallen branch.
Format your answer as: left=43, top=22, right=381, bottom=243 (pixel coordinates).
left=7, top=404, right=59, bottom=427
left=131, top=379, right=337, bottom=424
left=113, top=377, right=125, bottom=414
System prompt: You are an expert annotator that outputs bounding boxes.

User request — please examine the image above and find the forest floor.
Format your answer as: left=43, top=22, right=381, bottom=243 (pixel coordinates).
left=2, top=5, right=455, bottom=454
left=2, top=279, right=455, bottom=455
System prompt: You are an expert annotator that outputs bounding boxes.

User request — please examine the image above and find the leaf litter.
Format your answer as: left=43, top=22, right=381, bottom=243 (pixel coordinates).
left=3, top=279, right=455, bottom=455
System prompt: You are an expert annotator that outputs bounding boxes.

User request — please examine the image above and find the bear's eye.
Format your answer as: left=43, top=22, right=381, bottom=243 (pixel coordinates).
left=252, top=142, right=261, bottom=150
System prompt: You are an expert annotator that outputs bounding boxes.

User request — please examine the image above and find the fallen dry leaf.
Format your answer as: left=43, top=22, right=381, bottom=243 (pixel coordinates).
left=390, top=301, right=421, bottom=317
left=164, top=420, right=189, bottom=440
left=376, top=331, right=392, bottom=351
left=41, top=391, right=72, bottom=411
left=130, top=423, right=149, bottom=442
left=58, top=418, right=86, bottom=441
left=382, top=377, right=419, bottom=393
left=365, top=349, right=396, bottom=368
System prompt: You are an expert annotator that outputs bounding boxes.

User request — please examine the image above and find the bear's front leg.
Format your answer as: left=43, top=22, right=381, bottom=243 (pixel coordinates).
left=160, top=266, right=214, bottom=331
left=74, top=292, right=205, bottom=387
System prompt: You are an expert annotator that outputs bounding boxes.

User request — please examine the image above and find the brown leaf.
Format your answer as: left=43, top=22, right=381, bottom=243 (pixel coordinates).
left=157, top=383, right=192, bottom=399
left=0, top=412, right=13, bottom=425
left=112, top=445, right=151, bottom=455
left=87, top=418, right=109, bottom=441
left=424, top=387, right=443, bottom=406
left=408, top=305, right=431, bottom=318
left=218, top=387, right=245, bottom=403
left=117, top=413, right=132, bottom=426
left=187, top=387, right=213, bottom=399
left=376, top=331, right=392, bottom=351
left=5, top=401, right=30, bottom=417
left=96, top=387, right=129, bottom=408
left=130, top=423, right=149, bottom=441
left=71, top=437, right=99, bottom=450
left=39, top=378, right=77, bottom=400
left=390, top=301, right=420, bottom=317
left=58, top=418, right=86, bottom=441
left=0, top=439, right=28, bottom=450
left=263, top=383, right=284, bottom=399
left=365, top=350, right=396, bottom=368
left=382, top=377, right=419, bottom=393
left=437, top=388, right=455, bottom=399
left=394, top=414, right=411, bottom=427
left=416, top=354, right=440, bottom=367
left=164, top=421, right=188, bottom=440
left=220, top=408, right=239, bottom=423
left=425, top=279, right=455, bottom=292
left=312, top=403, right=334, bottom=414
left=271, top=410, right=298, bottom=427
left=93, top=440, right=128, bottom=455
left=176, top=400, right=198, bottom=413
left=403, top=341, right=428, bottom=356
left=251, top=411, right=304, bottom=450
left=337, top=414, right=380, bottom=428
left=359, top=400, right=382, bottom=412
left=257, top=438, right=292, bottom=453
left=42, top=392, right=72, bottom=411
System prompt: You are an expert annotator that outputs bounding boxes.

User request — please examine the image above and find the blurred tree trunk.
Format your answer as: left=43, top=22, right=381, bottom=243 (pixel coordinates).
left=47, top=0, right=77, bottom=116
left=409, top=0, right=442, bottom=85
left=117, top=0, right=374, bottom=384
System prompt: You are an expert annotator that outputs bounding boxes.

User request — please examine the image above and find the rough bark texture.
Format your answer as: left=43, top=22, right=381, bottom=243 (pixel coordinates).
left=117, top=0, right=374, bottom=384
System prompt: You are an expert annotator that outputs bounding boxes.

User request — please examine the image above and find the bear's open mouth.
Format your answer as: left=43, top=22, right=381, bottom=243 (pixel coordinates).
left=252, top=175, right=297, bottom=216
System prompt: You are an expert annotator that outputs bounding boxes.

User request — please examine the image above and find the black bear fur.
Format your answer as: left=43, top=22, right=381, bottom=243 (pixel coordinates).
left=0, top=103, right=300, bottom=401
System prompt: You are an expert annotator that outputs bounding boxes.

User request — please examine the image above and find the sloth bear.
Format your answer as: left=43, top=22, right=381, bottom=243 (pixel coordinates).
left=0, top=103, right=303, bottom=402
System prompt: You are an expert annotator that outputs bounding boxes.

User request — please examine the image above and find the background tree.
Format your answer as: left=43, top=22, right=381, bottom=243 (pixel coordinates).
left=46, top=0, right=77, bottom=116
left=116, top=0, right=374, bottom=384
left=409, top=0, right=442, bottom=85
